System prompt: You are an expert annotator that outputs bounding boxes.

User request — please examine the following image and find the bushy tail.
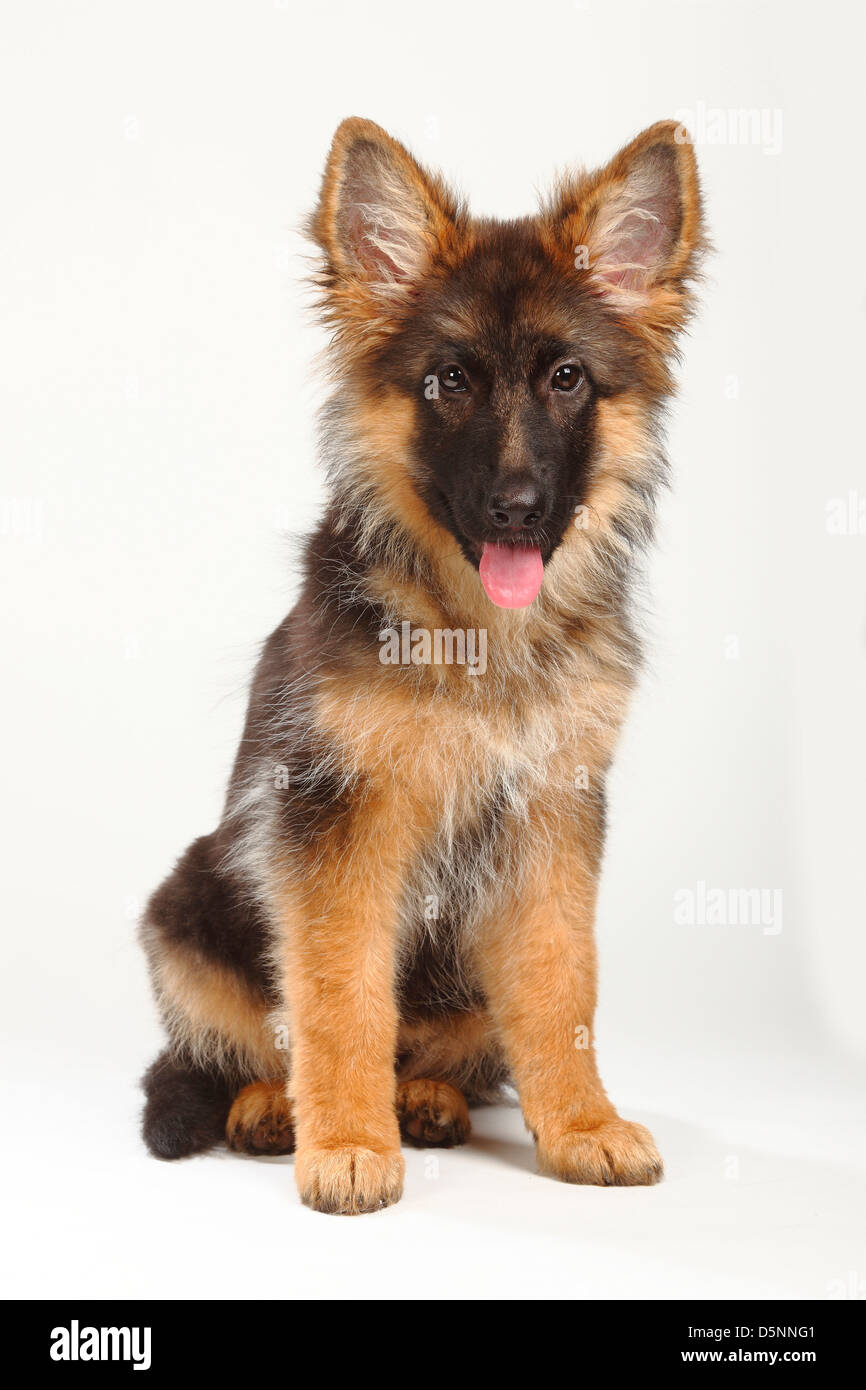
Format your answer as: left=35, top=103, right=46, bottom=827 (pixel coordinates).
left=141, top=1049, right=234, bottom=1159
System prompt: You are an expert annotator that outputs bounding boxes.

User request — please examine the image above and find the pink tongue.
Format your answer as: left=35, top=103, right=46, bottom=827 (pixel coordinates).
left=479, top=543, right=544, bottom=608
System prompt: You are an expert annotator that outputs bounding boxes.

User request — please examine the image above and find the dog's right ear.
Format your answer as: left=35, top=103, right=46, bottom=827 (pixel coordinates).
left=308, top=118, right=460, bottom=339
left=541, top=121, right=706, bottom=349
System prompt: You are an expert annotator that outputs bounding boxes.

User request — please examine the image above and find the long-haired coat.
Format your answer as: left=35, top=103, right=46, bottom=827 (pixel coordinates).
left=140, top=117, right=705, bottom=1214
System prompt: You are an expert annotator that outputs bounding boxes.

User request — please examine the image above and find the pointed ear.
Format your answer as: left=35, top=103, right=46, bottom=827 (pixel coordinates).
left=309, top=117, right=459, bottom=318
left=545, top=121, right=705, bottom=331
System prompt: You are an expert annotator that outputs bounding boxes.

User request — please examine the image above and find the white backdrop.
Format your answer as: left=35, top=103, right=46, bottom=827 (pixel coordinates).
left=2, top=0, right=864, bottom=1301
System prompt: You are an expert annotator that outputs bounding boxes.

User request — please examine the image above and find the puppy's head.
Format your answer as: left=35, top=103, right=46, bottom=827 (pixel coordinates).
left=309, top=118, right=704, bottom=609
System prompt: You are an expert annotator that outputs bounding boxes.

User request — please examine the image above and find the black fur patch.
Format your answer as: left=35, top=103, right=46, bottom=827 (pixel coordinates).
left=144, top=834, right=276, bottom=1002
left=141, top=1049, right=234, bottom=1160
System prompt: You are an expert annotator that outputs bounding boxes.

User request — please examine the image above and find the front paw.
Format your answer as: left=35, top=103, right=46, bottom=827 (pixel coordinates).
left=536, top=1117, right=663, bottom=1187
left=295, top=1145, right=405, bottom=1215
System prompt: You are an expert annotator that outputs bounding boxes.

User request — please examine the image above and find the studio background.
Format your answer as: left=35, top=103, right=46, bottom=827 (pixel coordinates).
left=2, top=0, right=864, bottom=1299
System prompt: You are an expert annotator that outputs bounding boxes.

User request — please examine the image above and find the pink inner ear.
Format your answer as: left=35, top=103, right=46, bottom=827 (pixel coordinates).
left=343, top=198, right=416, bottom=282
left=337, top=142, right=427, bottom=286
left=602, top=208, right=668, bottom=288
left=593, top=146, right=681, bottom=293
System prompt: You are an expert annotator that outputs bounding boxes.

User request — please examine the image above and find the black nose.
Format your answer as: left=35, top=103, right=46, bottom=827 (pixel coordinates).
left=488, top=486, right=545, bottom=530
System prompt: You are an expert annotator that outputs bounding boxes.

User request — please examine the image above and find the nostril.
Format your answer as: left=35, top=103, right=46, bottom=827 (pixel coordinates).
left=488, top=490, right=546, bottom=530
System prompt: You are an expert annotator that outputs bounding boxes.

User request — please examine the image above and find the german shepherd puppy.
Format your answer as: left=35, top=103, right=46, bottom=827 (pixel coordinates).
left=140, top=117, right=704, bottom=1214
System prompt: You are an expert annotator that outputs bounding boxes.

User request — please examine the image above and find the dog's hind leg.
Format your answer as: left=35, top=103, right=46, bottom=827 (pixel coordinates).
left=139, top=833, right=285, bottom=1160
left=396, top=1078, right=470, bottom=1148
left=226, top=1081, right=295, bottom=1155
left=141, top=1049, right=234, bottom=1159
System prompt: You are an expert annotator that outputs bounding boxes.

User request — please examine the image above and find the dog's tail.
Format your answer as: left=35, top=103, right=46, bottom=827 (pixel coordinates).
left=141, top=1049, right=234, bottom=1159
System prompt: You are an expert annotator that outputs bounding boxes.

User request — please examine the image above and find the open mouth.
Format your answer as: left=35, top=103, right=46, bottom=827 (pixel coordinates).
left=478, top=540, right=545, bottom=609
left=435, top=490, right=548, bottom=610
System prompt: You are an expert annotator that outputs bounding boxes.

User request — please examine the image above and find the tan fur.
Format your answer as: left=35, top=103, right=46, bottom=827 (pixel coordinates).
left=348, top=388, right=463, bottom=586
left=143, top=932, right=279, bottom=1081
left=227, top=1081, right=294, bottom=1154
left=474, top=800, right=661, bottom=1184
left=396, top=1079, right=470, bottom=1147
left=270, top=789, right=439, bottom=1212
left=396, top=1013, right=502, bottom=1091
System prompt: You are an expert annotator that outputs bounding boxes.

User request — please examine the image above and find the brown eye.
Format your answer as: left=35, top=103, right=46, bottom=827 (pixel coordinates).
left=551, top=363, right=584, bottom=392
left=438, top=364, right=468, bottom=392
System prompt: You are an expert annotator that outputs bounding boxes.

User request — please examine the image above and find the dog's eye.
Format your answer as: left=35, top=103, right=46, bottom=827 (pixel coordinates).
left=551, top=363, right=584, bottom=392
left=438, top=364, right=468, bottom=393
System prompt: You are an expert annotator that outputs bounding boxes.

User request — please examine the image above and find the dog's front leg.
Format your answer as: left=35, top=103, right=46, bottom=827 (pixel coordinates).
left=273, top=794, right=422, bottom=1215
left=479, top=809, right=663, bottom=1186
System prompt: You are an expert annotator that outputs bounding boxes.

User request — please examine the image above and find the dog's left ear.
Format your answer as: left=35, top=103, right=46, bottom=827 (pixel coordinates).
left=544, top=121, right=705, bottom=336
left=309, top=117, right=461, bottom=337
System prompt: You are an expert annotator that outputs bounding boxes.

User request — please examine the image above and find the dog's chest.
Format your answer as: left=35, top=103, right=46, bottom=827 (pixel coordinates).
left=410, top=677, right=595, bottom=819
left=403, top=697, right=578, bottom=912
left=394, top=711, right=575, bottom=1014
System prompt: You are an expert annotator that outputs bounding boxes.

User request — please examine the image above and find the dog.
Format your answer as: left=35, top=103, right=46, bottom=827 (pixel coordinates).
left=140, top=117, right=705, bottom=1214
